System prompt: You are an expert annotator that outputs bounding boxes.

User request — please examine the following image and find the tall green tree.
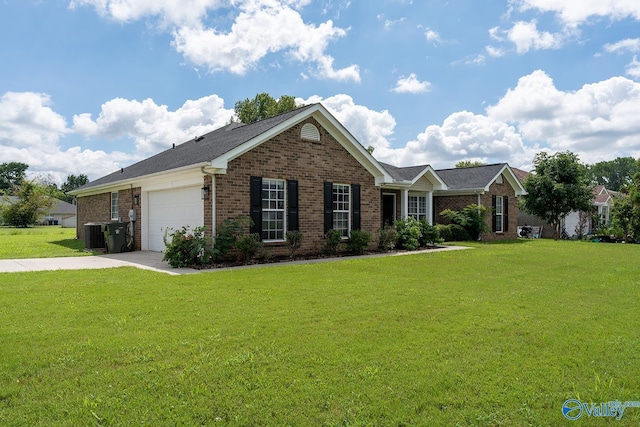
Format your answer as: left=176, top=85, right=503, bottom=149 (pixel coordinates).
left=60, top=174, right=89, bottom=203
left=455, top=160, right=487, bottom=168
left=0, top=162, right=28, bottom=195
left=585, top=157, right=639, bottom=191
left=611, top=159, right=640, bottom=240
left=521, top=151, right=593, bottom=239
left=1, top=180, right=55, bottom=227
left=234, top=93, right=299, bottom=124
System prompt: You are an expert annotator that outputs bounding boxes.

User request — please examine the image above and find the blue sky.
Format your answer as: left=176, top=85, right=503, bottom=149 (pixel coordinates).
left=2, top=0, right=640, bottom=183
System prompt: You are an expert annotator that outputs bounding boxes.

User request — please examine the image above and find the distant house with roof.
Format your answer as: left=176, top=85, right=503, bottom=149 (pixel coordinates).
left=71, top=104, right=525, bottom=253
left=563, top=185, right=621, bottom=237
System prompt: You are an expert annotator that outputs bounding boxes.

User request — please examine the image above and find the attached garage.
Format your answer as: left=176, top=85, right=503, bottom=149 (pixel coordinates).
left=147, top=186, right=203, bottom=252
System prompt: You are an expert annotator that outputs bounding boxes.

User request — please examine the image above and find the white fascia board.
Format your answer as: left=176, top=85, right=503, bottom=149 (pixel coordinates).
left=486, top=164, right=527, bottom=196
left=412, top=166, right=447, bottom=190
left=71, top=163, right=209, bottom=197
left=433, top=188, right=486, bottom=196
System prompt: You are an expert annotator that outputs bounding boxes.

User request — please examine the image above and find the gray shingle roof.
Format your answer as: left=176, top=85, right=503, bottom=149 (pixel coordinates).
left=378, top=162, right=432, bottom=182
left=77, top=104, right=317, bottom=191
left=435, top=163, right=507, bottom=190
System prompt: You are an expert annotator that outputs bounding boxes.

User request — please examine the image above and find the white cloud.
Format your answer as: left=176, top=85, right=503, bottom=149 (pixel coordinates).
left=425, top=28, right=441, bottom=44
left=489, top=26, right=504, bottom=42
left=512, top=0, right=640, bottom=26
left=72, top=95, right=234, bottom=154
left=506, top=20, right=564, bottom=53
left=604, top=38, right=640, bottom=54
left=487, top=70, right=640, bottom=161
left=0, top=91, right=133, bottom=182
left=71, top=0, right=359, bottom=81
left=627, top=56, right=640, bottom=79
left=485, top=45, right=506, bottom=58
left=0, top=92, right=68, bottom=148
left=391, top=74, right=432, bottom=94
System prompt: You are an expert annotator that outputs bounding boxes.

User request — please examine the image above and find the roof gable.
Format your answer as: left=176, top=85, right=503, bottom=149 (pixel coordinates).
left=436, top=163, right=526, bottom=195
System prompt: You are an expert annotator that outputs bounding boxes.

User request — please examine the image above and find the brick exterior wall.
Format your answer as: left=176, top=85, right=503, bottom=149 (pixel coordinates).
left=215, top=118, right=380, bottom=255
left=433, top=181, right=518, bottom=241
left=76, top=187, right=142, bottom=251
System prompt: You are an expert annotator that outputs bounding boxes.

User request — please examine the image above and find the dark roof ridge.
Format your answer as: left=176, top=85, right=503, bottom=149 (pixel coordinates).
left=435, top=162, right=507, bottom=172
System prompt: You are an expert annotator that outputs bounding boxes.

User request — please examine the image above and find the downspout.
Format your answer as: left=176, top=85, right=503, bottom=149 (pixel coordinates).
left=201, top=167, right=216, bottom=237
left=127, top=184, right=136, bottom=251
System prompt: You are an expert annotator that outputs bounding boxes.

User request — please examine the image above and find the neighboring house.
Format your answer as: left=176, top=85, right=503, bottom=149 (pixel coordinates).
left=512, top=168, right=555, bottom=238
left=71, top=103, right=523, bottom=253
left=1, top=196, right=76, bottom=227
left=563, top=185, right=620, bottom=237
left=431, top=164, right=526, bottom=240
left=43, top=199, right=77, bottom=228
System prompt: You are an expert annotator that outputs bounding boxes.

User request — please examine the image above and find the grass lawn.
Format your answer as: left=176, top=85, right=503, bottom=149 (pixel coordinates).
left=1, top=239, right=640, bottom=425
left=0, top=227, right=89, bottom=259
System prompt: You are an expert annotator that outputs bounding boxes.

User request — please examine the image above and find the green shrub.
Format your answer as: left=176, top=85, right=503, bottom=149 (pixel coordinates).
left=346, top=230, right=372, bottom=255
left=322, top=229, right=342, bottom=256
left=436, top=224, right=470, bottom=242
left=163, top=226, right=217, bottom=268
left=235, top=233, right=263, bottom=263
left=395, top=217, right=422, bottom=251
left=214, top=216, right=251, bottom=259
left=378, top=225, right=398, bottom=251
left=440, top=204, right=487, bottom=240
left=285, top=230, right=303, bottom=258
left=419, top=219, right=442, bottom=247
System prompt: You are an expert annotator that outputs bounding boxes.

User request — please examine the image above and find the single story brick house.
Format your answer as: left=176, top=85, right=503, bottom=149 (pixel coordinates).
left=71, top=103, right=524, bottom=252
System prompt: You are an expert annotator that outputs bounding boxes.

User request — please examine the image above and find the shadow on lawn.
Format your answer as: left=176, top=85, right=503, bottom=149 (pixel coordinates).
left=50, top=239, right=87, bottom=253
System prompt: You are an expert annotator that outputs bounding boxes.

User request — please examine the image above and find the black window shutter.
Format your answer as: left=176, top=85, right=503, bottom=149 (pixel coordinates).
left=250, top=176, right=262, bottom=236
left=352, top=183, right=361, bottom=231
left=491, top=195, right=497, bottom=232
left=323, top=181, right=333, bottom=234
left=287, top=180, right=299, bottom=232
left=503, top=196, right=509, bottom=232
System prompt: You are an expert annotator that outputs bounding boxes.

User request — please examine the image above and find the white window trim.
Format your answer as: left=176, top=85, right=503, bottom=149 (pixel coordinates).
left=408, top=194, right=427, bottom=221
left=495, top=196, right=503, bottom=233
left=333, top=183, right=351, bottom=239
left=111, top=192, right=119, bottom=221
left=262, top=178, right=286, bottom=242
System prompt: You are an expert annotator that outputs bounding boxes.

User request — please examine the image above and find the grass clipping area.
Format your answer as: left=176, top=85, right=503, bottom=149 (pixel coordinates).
left=1, top=240, right=640, bottom=425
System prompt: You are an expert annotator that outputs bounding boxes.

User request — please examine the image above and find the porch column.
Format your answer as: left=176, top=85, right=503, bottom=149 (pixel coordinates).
left=401, top=189, right=409, bottom=219
left=427, top=191, right=433, bottom=225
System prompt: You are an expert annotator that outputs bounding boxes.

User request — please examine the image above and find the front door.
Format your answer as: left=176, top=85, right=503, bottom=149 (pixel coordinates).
left=382, top=194, right=396, bottom=226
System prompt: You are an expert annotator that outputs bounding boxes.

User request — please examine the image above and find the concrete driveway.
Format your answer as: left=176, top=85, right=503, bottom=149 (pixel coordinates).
left=0, top=251, right=196, bottom=275
left=0, top=246, right=470, bottom=275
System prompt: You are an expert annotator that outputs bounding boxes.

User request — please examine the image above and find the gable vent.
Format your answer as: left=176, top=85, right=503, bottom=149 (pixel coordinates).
left=301, top=123, right=320, bottom=141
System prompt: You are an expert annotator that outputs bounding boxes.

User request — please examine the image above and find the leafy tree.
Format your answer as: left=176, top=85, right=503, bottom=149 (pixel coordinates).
left=0, top=162, right=28, bottom=195
left=234, top=93, right=299, bottom=124
left=61, top=174, right=89, bottom=203
left=521, top=151, right=593, bottom=239
left=455, top=160, right=487, bottom=168
left=611, top=159, right=640, bottom=240
left=1, top=180, right=55, bottom=227
left=585, top=157, right=639, bottom=191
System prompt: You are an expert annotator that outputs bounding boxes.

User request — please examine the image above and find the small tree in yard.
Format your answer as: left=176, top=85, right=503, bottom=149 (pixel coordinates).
left=1, top=180, right=55, bottom=227
left=521, top=151, right=593, bottom=240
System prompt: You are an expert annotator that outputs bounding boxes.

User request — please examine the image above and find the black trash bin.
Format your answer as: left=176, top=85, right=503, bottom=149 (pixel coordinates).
left=103, top=222, right=128, bottom=253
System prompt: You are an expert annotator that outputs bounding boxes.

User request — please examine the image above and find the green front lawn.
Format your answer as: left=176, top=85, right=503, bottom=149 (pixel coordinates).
left=0, top=227, right=89, bottom=259
left=1, top=240, right=640, bottom=425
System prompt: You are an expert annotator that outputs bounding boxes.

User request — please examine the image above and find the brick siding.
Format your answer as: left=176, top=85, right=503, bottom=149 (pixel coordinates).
left=215, top=118, right=380, bottom=255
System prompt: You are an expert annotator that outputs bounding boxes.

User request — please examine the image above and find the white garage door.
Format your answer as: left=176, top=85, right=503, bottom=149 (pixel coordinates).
left=148, top=187, right=203, bottom=252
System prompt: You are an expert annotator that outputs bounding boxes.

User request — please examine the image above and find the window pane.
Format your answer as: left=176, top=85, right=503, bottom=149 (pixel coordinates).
left=261, top=179, right=286, bottom=241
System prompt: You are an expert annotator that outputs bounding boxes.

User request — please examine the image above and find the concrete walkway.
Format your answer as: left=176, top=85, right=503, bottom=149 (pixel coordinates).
left=0, top=246, right=470, bottom=275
